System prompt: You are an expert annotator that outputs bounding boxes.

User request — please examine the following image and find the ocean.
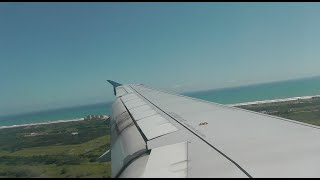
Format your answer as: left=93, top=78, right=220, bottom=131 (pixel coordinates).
left=1, top=76, right=320, bottom=126
left=0, top=103, right=113, bottom=127
left=184, top=76, right=320, bottom=104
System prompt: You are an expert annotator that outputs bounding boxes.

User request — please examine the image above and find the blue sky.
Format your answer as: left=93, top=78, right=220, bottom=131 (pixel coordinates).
left=1, top=2, right=320, bottom=115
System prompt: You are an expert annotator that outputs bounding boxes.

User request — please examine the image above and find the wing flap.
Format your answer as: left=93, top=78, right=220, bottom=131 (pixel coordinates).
left=110, top=97, right=147, bottom=177
left=137, top=114, right=179, bottom=140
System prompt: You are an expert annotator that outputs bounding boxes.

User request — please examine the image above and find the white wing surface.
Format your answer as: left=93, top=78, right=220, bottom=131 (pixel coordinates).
left=107, top=80, right=320, bottom=178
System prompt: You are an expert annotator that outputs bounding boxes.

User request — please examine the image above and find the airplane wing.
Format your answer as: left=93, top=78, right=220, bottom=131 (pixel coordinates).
left=107, top=80, right=320, bottom=178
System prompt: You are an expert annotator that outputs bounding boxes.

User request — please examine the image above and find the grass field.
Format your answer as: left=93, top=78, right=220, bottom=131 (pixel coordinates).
left=237, top=97, right=320, bottom=126
left=0, top=163, right=111, bottom=178
left=0, top=118, right=111, bottom=178
left=4, top=135, right=110, bottom=157
left=2, top=97, right=320, bottom=178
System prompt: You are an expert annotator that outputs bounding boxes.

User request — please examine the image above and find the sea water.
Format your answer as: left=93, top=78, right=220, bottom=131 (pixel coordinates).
left=185, top=76, right=320, bottom=104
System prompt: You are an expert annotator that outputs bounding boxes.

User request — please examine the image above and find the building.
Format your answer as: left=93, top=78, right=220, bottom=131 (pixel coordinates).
left=84, top=114, right=109, bottom=121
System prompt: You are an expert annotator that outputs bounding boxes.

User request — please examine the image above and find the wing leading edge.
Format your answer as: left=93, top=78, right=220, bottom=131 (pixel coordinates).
left=107, top=80, right=320, bottom=178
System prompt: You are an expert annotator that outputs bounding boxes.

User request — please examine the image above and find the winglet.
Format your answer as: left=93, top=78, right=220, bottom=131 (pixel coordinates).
left=107, top=80, right=122, bottom=96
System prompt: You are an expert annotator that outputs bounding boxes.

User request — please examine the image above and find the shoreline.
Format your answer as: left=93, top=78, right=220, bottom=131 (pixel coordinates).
left=1, top=95, right=320, bottom=129
left=0, top=118, right=85, bottom=130
left=228, top=95, right=320, bottom=107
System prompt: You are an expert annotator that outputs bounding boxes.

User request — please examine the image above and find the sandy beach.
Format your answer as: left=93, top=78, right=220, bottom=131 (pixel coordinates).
left=229, top=95, right=320, bottom=107
left=0, top=118, right=85, bottom=129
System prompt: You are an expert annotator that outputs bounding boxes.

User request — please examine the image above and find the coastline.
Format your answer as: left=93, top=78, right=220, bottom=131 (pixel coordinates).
left=0, top=118, right=85, bottom=130
left=228, top=95, right=320, bottom=107
left=1, top=94, right=320, bottom=129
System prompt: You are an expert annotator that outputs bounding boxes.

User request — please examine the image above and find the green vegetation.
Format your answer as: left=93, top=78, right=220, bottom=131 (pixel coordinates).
left=3, top=96, right=318, bottom=178
left=238, top=97, right=320, bottom=126
left=0, top=118, right=111, bottom=178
